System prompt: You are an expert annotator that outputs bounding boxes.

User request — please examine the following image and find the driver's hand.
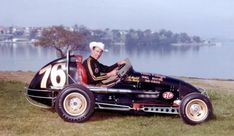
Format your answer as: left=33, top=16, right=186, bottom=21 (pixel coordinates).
left=117, top=60, right=126, bottom=66
left=107, top=69, right=118, bottom=77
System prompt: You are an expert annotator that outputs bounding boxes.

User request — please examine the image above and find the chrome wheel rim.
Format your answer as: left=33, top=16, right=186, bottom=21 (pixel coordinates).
left=185, top=99, right=208, bottom=122
left=63, top=92, right=87, bottom=116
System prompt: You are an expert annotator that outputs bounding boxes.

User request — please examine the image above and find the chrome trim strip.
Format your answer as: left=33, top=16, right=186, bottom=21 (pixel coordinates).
left=26, top=94, right=56, bottom=100
left=27, top=88, right=51, bottom=92
left=89, top=87, right=159, bottom=94
left=96, top=102, right=132, bottom=111
left=25, top=94, right=52, bottom=109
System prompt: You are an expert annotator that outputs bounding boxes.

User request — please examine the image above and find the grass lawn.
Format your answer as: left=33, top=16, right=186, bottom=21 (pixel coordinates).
left=0, top=80, right=234, bottom=136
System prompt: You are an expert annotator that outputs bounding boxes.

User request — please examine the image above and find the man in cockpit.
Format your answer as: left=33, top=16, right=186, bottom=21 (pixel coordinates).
left=83, top=41, right=125, bottom=86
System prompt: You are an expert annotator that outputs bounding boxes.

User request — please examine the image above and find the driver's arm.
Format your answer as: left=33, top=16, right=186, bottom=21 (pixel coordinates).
left=99, top=60, right=126, bottom=73
left=99, top=62, right=118, bottom=73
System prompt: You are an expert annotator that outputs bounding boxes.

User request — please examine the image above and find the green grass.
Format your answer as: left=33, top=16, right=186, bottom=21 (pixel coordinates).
left=0, top=80, right=234, bottom=136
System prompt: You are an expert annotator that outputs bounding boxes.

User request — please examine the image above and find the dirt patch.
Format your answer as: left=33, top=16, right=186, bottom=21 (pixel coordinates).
left=0, top=71, right=35, bottom=84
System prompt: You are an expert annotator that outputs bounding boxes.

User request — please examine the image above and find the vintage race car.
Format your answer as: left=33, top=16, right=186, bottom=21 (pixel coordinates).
left=26, top=51, right=213, bottom=125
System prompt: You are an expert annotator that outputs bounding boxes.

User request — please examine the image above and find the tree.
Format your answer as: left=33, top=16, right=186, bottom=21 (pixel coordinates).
left=192, top=36, right=201, bottom=43
left=112, top=29, right=121, bottom=43
left=179, top=33, right=191, bottom=43
left=35, top=26, right=85, bottom=57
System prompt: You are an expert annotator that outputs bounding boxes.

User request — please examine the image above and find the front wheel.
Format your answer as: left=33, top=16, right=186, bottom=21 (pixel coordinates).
left=55, top=85, right=95, bottom=123
left=179, top=93, right=213, bottom=125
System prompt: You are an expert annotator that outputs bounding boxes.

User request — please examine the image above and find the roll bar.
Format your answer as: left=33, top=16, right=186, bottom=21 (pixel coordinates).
left=66, top=50, right=70, bottom=85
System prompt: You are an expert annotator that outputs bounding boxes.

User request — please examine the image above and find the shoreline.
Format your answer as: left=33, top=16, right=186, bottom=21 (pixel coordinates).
left=1, top=70, right=234, bottom=93
left=0, top=70, right=233, bottom=81
left=177, top=75, right=234, bottom=81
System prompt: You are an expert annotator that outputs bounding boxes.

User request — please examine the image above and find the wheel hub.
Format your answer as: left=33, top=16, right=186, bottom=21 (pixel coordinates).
left=69, top=98, right=82, bottom=111
left=190, top=104, right=202, bottom=116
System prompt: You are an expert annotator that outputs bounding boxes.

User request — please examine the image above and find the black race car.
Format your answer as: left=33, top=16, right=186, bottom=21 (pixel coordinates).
left=26, top=52, right=213, bottom=125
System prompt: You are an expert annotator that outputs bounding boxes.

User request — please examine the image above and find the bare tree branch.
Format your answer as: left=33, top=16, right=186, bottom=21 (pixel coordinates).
left=35, top=26, right=85, bottom=57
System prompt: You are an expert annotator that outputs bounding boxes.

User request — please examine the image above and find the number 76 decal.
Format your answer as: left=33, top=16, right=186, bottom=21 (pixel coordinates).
left=39, top=63, right=66, bottom=88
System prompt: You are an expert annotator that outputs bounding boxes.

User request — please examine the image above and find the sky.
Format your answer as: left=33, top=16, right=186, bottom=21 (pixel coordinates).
left=1, top=0, right=234, bottom=39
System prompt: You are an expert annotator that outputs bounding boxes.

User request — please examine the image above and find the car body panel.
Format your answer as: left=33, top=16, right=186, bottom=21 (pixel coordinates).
left=26, top=54, right=200, bottom=111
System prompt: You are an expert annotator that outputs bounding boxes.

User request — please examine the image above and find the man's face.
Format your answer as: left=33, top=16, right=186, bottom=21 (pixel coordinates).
left=91, top=47, right=103, bottom=60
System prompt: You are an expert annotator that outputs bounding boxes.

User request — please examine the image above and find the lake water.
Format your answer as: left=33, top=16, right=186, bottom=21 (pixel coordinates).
left=0, top=42, right=234, bottom=79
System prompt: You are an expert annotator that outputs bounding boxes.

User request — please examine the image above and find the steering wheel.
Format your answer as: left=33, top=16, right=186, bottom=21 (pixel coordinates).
left=118, top=63, right=125, bottom=70
left=101, top=59, right=131, bottom=85
left=117, top=63, right=130, bottom=78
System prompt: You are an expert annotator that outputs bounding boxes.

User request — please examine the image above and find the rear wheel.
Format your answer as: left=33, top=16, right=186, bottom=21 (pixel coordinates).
left=55, top=85, right=95, bottom=122
left=180, top=93, right=213, bottom=125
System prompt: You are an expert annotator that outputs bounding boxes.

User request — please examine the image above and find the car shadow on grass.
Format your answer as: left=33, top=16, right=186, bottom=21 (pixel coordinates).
left=89, top=109, right=179, bottom=122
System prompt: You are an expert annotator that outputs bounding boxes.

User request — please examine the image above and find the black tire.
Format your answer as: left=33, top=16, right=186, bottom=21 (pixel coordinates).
left=55, top=84, right=95, bottom=123
left=179, top=93, right=213, bottom=125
